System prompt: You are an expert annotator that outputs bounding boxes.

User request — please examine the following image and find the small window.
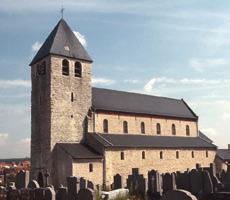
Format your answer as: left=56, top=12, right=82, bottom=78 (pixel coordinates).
left=89, top=163, right=93, bottom=172
left=142, top=151, right=145, bottom=159
left=62, top=59, right=69, bottom=76
left=206, top=150, right=209, bottom=158
left=123, top=121, right=128, bottom=134
left=191, top=151, right=194, bottom=158
left=71, top=92, right=74, bottom=102
left=141, top=122, right=145, bottom=134
left=172, top=124, right=176, bottom=135
left=103, top=119, right=108, bottom=133
left=176, top=151, right=179, bottom=159
left=75, top=61, right=82, bottom=77
left=186, top=125, right=190, bottom=136
left=156, top=123, right=161, bottom=135
left=160, top=151, right=163, bottom=159
left=120, top=152, right=124, bottom=160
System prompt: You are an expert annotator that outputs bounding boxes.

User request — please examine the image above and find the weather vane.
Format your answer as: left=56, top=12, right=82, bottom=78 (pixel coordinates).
left=60, top=5, right=65, bottom=19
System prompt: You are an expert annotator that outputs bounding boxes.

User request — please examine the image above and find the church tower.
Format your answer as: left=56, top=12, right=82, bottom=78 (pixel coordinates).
left=30, top=19, right=93, bottom=180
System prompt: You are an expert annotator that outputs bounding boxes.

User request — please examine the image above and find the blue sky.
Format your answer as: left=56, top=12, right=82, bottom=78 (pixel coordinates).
left=0, top=0, right=230, bottom=158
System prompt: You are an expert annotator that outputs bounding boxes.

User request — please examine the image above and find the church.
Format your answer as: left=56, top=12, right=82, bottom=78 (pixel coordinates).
left=30, top=18, right=217, bottom=189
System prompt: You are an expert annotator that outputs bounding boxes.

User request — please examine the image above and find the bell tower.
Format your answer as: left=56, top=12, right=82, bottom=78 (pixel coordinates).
left=30, top=19, right=93, bottom=180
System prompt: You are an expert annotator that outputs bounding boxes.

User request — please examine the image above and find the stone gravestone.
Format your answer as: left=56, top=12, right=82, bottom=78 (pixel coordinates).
left=176, top=171, right=190, bottom=191
left=127, top=168, right=146, bottom=197
left=202, top=170, right=213, bottom=195
left=0, top=186, right=7, bottom=200
left=7, top=188, right=20, bottom=200
left=44, top=187, right=56, bottom=200
left=87, top=181, right=94, bottom=190
left=162, top=173, right=176, bottom=193
left=223, top=165, right=230, bottom=191
left=27, top=180, right=39, bottom=189
left=77, top=188, right=96, bottom=200
left=148, top=170, right=162, bottom=197
left=67, top=176, right=79, bottom=200
left=208, top=163, right=221, bottom=192
left=15, top=170, right=29, bottom=189
left=161, top=189, right=197, bottom=200
left=189, top=169, right=203, bottom=196
left=20, top=188, right=30, bottom=200
left=34, top=188, right=45, bottom=200
left=37, top=171, right=44, bottom=188
left=56, top=187, right=67, bottom=200
left=79, top=178, right=87, bottom=190
left=114, top=174, right=123, bottom=189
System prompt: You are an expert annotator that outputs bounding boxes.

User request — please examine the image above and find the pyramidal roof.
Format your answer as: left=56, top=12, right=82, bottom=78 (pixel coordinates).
left=30, top=19, right=93, bottom=66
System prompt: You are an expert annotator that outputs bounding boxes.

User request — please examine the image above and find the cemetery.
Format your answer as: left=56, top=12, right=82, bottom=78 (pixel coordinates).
left=1, top=163, right=230, bottom=200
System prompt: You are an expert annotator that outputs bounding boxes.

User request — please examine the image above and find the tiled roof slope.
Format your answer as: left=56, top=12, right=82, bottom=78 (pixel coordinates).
left=92, top=87, right=198, bottom=120
left=217, top=149, right=230, bottom=161
left=88, top=133, right=217, bottom=149
left=30, top=19, right=92, bottom=65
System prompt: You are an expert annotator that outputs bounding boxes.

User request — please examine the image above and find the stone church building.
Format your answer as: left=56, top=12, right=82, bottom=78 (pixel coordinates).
left=30, top=19, right=217, bottom=188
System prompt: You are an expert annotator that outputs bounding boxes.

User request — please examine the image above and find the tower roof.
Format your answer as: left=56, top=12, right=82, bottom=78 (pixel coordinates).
left=30, top=19, right=93, bottom=66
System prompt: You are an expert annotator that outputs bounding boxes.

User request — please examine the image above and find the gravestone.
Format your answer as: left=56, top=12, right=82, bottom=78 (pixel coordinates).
left=87, top=181, right=94, bottom=190
left=161, top=189, right=197, bottom=200
left=127, top=168, right=146, bottom=197
left=148, top=170, right=162, bottom=197
left=0, top=186, right=7, bottom=200
left=20, top=188, right=30, bottom=200
left=27, top=180, right=39, bottom=189
left=77, top=188, right=96, bottom=200
left=34, top=188, right=45, bottom=200
left=44, top=170, right=50, bottom=187
left=15, top=170, right=29, bottom=189
left=114, top=174, right=123, bottom=189
left=44, top=187, right=55, bottom=200
left=101, top=189, right=129, bottom=200
left=79, top=178, right=87, bottom=189
left=203, top=170, right=213, bottom=194
left=162, top=173, right=176, bottom=193
left=176, top=171, right=190, bottom=191
left=67, top=176, right=79, bottom=200
left=7, top=188, right=20, bottom=200
left=37, top=171, right=44, bottom=188
left=223, top=165, right=230, bottom=191
left=196, top=164, right=201, bottom=171
left=189, top=169, right=203, bottom=196
left=56, top=187, right=67, bottom=200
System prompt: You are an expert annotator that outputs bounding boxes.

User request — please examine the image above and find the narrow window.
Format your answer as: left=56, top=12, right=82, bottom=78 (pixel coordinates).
left=103, top=119, right=108, bottom=133
left=71, top=92, right=74, bottom=102
left=172, top=124, right=176, bottom=135
left=75, top=61, right=82, bottom=77
left=186, top=125, right=190, bottom=136
left=62, top=59, right=69, bottom=76
left=192, top=151, right=194, bottom=158
left=141, top=122, right=145, bottom=134
left=142, top=151, right=145, bottom=159
left=123, top=121, right=128, bottom=134
left=156, top=123, right=161, bottom=135
left=89, top=163, right=93, bottom=172
left=160, top=151, right=163, bottom=159
left=120, top=152, right=124, bottom=160
left=176, top=151, right=179, bottom=159
left=206, top=150, right=209, bottom=158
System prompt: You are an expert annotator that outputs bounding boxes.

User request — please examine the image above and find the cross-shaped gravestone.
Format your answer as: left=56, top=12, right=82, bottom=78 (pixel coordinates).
left=44, top=170, right=50, bottom=187
left=67, top=176, right=80, bottom=200
left=56, top=186, right=67, bottom=200
left=148, top=169, right=162, bottom=197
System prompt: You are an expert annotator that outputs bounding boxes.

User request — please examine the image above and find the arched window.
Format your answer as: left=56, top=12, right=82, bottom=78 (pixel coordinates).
left=186, top=125, right=190, bottom=136
left=120, top=152, right=124, bottom=160
left=172, top=124, right=176, bottom=135
left=206, top=150, right=209, bottom=158
left=176, top=151, right=179, bottom=159
left=191, top=151, right=194, bottom=158
left=156, top=123, right=161, bottom=135
left=103, top=119, right=108, bottom=133
left=89, top=163, right=93, bottom=172
left=71, top=92, right=74, bottom=102
left=62, top=59, right=69, bottom=76
left=142, top=151, right=145, bottom=159
left=141, top=122, right=145, bottom=134
left=160, top=151, right=163, bottom=159
left=75, top=61, right=82, bottom=77
left=123, top=121, right=128, bottom=134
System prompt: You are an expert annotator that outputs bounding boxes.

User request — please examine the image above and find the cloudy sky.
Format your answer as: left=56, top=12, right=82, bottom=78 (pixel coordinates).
left=0, top=0, right=230, bottom=158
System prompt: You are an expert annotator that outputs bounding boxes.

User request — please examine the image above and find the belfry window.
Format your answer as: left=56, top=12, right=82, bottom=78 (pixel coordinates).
left=123, top=121, right=128, bottom=134
left=142, top=151, right=145, bottom=159
left=103, top=119, right=108, bottom=133
left=172, top=124, right=176, bottom=135
left=186, top=125, right=190, bottom=136
left=141, top=122, right=145, bottom=134
left=62, top=59, right=69, bottom=76
left=75, top=61, right=82, bottom=77
left=121, top=152, right=124, bottom=160
left=89, top=163, right=93, bottom=172
left=160, top=151, right=163, bottom=159
left=156, top=123, right=161, bottom=135
left=176, top=151, right=179, bottom=159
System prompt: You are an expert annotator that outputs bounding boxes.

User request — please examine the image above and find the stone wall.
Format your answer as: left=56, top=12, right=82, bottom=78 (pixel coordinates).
left=104, top=148, right=216, bottom=186
left=93, top=112, right=198, bottom=137
left=72, top=159, right=103, bottom=186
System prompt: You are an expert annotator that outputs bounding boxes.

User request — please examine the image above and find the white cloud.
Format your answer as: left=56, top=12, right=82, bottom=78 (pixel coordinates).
left=222, top=113, right=230, bottom=120
left=189, top=58, right=228, bottom=72
left=0, top=133, right=8, bottom=146
left=201, top=128, right=218, bottom=136
left=144, top=79, right=156, bottom=93
left=73, top=31, right=87, bottom=47
left=124, top=79, right=141, bottom=84
left=32, top=41, right=42, bottom=52
left=92, top=77, right=115, bottom=85
left=0, top=79, right=31, bottom=88
left=19, top=137, right=31, bottom=145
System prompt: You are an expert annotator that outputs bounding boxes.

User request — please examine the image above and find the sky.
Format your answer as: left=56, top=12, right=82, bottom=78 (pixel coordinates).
left=0, top=0, right=230, bottom=158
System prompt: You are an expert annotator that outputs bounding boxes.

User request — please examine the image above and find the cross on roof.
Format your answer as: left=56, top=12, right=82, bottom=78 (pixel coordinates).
left=60, top=6, right=65, bottom=19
